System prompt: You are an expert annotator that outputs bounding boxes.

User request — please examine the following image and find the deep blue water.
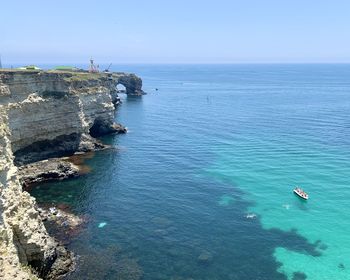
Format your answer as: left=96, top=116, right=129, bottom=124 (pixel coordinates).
left=31, top=64, right=350, bottom=280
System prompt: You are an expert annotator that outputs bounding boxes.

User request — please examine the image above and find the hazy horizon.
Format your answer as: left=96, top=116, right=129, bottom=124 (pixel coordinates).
left=2, top=0, right=350, bottom=64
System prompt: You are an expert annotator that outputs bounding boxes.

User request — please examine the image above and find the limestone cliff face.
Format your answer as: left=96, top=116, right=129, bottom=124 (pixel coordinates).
left=0, top=70, right=144, bottom=279
left=0, top=70, right=142, bottom=165
left=1, top=111, right=73, bottom=280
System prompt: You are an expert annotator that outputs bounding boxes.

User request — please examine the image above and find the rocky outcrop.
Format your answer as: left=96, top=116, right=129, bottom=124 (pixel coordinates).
left=116, top=73, right=145, bottom=95
left=18, top=158, right=80, bottom=190
left=0, top=69, right=145, bottom=279
left=89, top=119, right=127, bottom=137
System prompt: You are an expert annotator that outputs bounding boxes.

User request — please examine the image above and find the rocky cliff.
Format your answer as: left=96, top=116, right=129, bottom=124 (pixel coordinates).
left=0, top=69, right=144, bottom=279
left=0, top=70, right=143, bottom=165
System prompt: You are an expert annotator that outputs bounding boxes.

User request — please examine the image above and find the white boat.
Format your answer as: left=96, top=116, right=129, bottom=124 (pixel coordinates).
left=293, top=187, right=309, bottom=200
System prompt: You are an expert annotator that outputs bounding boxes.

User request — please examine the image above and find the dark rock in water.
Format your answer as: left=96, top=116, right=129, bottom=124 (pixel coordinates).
left=197, top=250, right=213, bottom=264
left=292, top=271, right=307, bottom=280
left=338, top=263, right=345, bottom=270
left=45, top=245, right=76, bottom=280
left=77, top=133, right=108, bottom=152
left=18, top=158, right=80, bottom=189
left=111, top=123, right=127, bottom=134
left=166, top=248, right=181, bottom=258
left=38, top=206, right=85, bottom=245
left=77, top=246, right=124, bottom=279
left=89, top=117, right=127, bottom=137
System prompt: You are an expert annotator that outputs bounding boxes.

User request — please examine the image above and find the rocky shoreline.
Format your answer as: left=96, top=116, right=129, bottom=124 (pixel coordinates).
left=0, top=69, right=144, bottom=279
left=18, top=158, right=80, bottom=190
left=38, top=205, right=86, bottom=246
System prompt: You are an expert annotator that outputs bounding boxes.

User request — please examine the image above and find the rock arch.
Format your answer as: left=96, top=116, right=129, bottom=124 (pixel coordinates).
left=116, top=73, right=145, bottom=95
left=116, top=83, right=126, bottom=92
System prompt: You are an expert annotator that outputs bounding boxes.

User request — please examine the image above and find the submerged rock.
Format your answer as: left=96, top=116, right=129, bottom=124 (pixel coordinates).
left=153, top=229, right=168, bottom=237
left=38, top=207, right=84, bottom=229
left=218, top=194, right=235, bottom=206
left=151, top=217, right=172, bottom=227
left=197, top=250, right=213, bottom=264
left=292, top=271, right=307, bottom=280
left=114, top=258, right=143, bottom=280
left=38, top=205, right=86, bottom=246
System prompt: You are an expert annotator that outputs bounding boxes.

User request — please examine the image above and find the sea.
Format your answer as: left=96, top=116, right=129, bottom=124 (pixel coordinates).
left=30, top=64, right=350, bottom=280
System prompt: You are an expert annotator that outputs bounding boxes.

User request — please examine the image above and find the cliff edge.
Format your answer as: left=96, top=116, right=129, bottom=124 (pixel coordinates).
left=0, top=69, right=144, bottom=279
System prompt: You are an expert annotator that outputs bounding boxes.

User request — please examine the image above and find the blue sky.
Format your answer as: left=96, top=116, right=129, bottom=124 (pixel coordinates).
left=1, top=0, right=350, bottom=64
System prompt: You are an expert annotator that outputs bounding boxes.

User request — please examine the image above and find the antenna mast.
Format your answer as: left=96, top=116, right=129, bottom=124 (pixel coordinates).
left=0, top=55, right=2, bottom=69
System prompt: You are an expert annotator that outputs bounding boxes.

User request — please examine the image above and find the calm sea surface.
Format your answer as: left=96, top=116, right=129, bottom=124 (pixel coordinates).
left=31, top=64, right=350, bottom=280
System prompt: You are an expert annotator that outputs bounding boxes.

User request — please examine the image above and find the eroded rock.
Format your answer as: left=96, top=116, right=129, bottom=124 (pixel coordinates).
left=89, top=119, right=127, bottom=137
left=18, top=158, right=80, bottom=189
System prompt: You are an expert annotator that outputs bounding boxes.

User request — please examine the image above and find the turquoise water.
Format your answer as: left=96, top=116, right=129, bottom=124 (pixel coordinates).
left=31, top=64, right=350, bottom=280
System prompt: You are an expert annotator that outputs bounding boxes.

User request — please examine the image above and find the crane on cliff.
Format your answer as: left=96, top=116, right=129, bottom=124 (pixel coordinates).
left=104, top=63, right=112, bottom=73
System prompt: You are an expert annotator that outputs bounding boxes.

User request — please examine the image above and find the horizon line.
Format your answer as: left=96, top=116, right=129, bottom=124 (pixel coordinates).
left=3, top=61, right=350, bottom=66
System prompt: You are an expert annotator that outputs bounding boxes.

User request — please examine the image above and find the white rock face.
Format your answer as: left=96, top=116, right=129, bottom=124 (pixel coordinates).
left=0, top=70, right=138, bottom=279
left=1, top=72, right=119, bottom=164
left=7, top=93, right=83, bottom=153
left=77, top=87, right=116, bottom=132
left=0, top=110, right=44, bottom=280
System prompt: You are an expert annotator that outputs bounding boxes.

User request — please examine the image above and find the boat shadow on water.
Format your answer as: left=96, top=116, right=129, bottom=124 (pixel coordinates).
left=293, top=192, right=310, bottom=212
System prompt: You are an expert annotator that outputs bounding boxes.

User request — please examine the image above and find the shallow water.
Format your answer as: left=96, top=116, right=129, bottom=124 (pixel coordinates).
left=31, top=64, right=350, bottom=280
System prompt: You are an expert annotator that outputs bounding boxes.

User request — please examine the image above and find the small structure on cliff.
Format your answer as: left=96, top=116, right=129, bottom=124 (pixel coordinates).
left=17, top=65, right=41, bottom=70
left=89, top=58, right=99, bottom=73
